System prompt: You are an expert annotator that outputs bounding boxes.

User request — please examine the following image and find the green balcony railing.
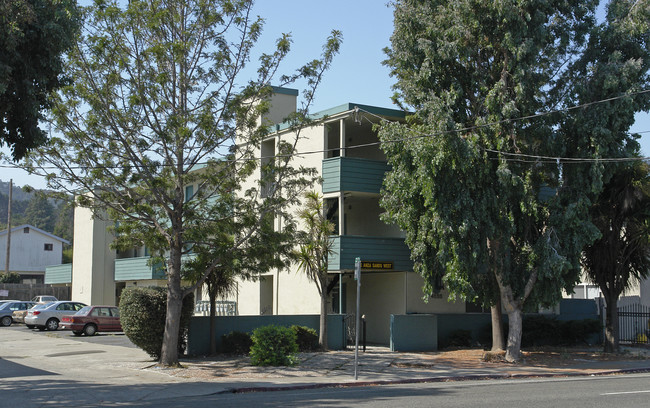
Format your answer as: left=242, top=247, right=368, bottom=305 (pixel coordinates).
left=44, top=264, right=72, bottom=284
left=114, top=256, right=166, bottom=281
left=328, top=236, right=412, bottom=271
left=322, top=157, right=390, bottom=194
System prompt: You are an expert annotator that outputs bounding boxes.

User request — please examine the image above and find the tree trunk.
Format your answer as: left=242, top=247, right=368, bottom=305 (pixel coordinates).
left=604, top=294, right=620, bottom=353
left=159, top=244, right=183, bottom=366
left=319, top=288, right=328, bottom=350
left=209, top=288, right=217, bottom=355
left=491, top=299, right=505, bottom=351
left=505, top=308, right=523, bottom=362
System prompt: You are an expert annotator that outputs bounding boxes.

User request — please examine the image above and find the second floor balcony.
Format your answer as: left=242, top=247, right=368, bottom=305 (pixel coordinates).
left=328, top=235, right=412, bottom=272
left=322, top=157, right=390, bottom=194
left=114, top=256, right=166, bottom=281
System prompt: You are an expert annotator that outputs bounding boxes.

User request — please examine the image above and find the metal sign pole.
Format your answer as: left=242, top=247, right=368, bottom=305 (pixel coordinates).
left=354, top=257, right=361, bottom=380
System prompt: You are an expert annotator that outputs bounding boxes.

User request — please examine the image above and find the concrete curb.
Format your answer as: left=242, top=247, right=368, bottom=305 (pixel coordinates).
left=220, top=367, right=650, bottom=394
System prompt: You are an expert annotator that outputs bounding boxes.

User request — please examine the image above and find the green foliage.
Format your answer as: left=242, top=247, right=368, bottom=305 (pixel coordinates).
left=0, top=180, right=73, bottom=242
left=61, top=246, right=73, bottom=264
left=521, top=316, right=601, bottom=347
left=380, top=0, right=650, bottom=361
left=0, top=0, right=81, bottom=160
left=221, top=331, right=253, bottom=355
left=22, top=194, right=55, bottom=232
left=24, top=0, right=341, bottom=366
left=250, top=325, right=298, bottom=366
left=582, top=161, right=650, bottom=351
left=119, top=287, right=195, bottom=360
left=0, top=272, right=21, bottom=283
left=291, top=325, right=319, bottom=352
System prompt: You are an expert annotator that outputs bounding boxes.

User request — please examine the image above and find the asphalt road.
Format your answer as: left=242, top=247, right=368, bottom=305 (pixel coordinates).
left=94, top=374, right=650, bottom=408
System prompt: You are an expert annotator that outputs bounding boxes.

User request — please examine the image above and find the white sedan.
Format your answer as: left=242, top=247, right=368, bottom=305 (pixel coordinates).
left=25, top=301, right=87, bottom=331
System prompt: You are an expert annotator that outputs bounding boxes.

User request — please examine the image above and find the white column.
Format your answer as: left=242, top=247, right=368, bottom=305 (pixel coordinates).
left=323, top=125, right=329, bottom=159
left=340, top=119, right=346, bottom=157
left=338, top=194, right=344, bottom=236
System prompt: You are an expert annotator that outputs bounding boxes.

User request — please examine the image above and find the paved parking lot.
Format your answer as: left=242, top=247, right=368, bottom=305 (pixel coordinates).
left=2, top=324, right=137, bottom=348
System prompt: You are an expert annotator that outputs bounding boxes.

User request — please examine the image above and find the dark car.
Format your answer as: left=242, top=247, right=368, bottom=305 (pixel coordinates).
left=60, top=305, right=122, bottom=336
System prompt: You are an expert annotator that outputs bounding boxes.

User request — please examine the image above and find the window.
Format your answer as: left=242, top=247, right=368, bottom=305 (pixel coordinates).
left=185, top=185, right=194, bottom=202
left=24, top=227, right=29, bottom=233
left=44, top=243, right=53, bottom=251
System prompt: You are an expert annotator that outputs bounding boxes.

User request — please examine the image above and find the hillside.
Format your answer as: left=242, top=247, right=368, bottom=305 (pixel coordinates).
left=0, top=179, right=73, bottom=243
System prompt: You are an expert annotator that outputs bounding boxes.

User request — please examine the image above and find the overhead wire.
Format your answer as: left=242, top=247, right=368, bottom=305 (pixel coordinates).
left=1, top=89, right=650, bottom=171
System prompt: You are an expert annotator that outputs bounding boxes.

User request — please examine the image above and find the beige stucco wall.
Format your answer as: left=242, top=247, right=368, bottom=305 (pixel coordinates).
left=344, top=196, right=403, bottom=237
left=71, top=206, right=116, bottom=306
left=357, top=272, right=406, bottom=344
left=405, top=273, right=465, bottom=313
left=258, top=91, right=298, bottom=127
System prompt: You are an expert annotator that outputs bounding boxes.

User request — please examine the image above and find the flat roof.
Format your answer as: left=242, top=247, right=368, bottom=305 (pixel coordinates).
left=273, top=102, right=406, bottom=132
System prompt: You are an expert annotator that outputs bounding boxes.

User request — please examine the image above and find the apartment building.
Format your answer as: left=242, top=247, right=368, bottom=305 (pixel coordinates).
left=231, top=87, right=465, bottom=344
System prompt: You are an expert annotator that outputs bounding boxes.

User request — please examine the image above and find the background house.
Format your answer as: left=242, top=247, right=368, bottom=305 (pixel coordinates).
left=0, top=224, right=69, bottom=284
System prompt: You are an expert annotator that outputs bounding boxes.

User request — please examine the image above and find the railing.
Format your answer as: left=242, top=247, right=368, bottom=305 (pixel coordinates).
left=322, top=157, right=390, bottom=194
left=194, top=300, right=237, bottom=316
left=618, top=303, right=650, bottom=344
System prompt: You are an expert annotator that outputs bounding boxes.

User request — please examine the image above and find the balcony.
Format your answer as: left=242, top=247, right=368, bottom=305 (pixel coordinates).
left=114, top=256, right=166, bottom=281
left=328, top=236, right=412, bottom=271
left=322, top=157, right=390, bottom=194
left=44, top=264, right=72, bottom=285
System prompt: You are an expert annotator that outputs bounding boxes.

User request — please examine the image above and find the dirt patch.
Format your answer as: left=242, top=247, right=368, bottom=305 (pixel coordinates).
left=424, top=346, right=650, bottom=369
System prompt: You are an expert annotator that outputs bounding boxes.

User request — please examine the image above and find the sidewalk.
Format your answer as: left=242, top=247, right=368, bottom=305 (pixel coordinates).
left=2, top=327, right=650, bottom=406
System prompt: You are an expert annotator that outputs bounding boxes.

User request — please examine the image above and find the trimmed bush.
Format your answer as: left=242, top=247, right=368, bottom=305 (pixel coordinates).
left=222, top=331, right=253, bottom=354
left=250, top=325, right=298, bottom=366
left=291, top=325, right=318, bottom=352
left=522, top=315, right=600, bottom=347
left=119, top=286, right=194, bottom=359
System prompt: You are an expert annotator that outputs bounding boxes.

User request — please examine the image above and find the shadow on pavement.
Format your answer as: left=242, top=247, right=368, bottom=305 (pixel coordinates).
left=0, top=358, right=57, bottom=378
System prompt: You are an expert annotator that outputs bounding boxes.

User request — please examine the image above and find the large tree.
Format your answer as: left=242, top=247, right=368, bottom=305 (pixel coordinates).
left=583, top=161, right=650, bottom=353
left=0, top=0, right=80, bottom=161
left=22, top=194, right=55, bottom=232
left=380, top=0, right=649, bottom=362
left=559, top=0, right=650, bottom=353
left=25, top=0, right=340, bottom=366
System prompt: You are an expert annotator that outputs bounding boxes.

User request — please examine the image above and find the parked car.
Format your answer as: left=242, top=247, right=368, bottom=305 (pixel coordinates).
left=0, top=301, right=36, bottom=326
left=60, top=306, right=122, bottom=336
left=13, top=302, right=38, bottom=324
left=31, top=295, right=58, bottom=304
left=24, top=301, right=87, bottom=331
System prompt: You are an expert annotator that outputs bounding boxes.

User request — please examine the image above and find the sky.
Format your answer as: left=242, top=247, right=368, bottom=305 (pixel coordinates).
left=1, top=0, right=649, bottom=189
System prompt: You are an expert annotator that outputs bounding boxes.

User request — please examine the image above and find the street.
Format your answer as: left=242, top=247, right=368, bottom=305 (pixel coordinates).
left=101, top=374, right=650, bottom=408
left=2, top=324, right=650, bottom=407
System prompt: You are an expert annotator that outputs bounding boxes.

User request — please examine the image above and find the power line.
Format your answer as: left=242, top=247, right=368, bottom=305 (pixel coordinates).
left=1, top=89, right=650, bottom=172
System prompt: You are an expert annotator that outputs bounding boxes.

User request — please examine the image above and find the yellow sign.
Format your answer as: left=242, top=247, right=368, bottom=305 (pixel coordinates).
left=361, top=261, right=394, bottom=270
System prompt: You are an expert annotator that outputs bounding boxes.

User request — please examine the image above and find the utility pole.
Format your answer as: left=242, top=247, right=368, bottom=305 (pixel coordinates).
left=4, top=179, right=12, bottom=274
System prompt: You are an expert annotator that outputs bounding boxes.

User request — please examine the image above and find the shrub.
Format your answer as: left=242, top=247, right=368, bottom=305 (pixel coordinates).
left=291, top=325, right=319, bottom=352
left=250, top=325, right=298, bottom=366
left=522, top=315, right=600, bottom=347
left=0, top=271, right=21, bottom=283
left=445, top=329, right=472, bottom=348
left=119, top=287, right=194, bottom=359
left=222, top=331, right=253, bottom=354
